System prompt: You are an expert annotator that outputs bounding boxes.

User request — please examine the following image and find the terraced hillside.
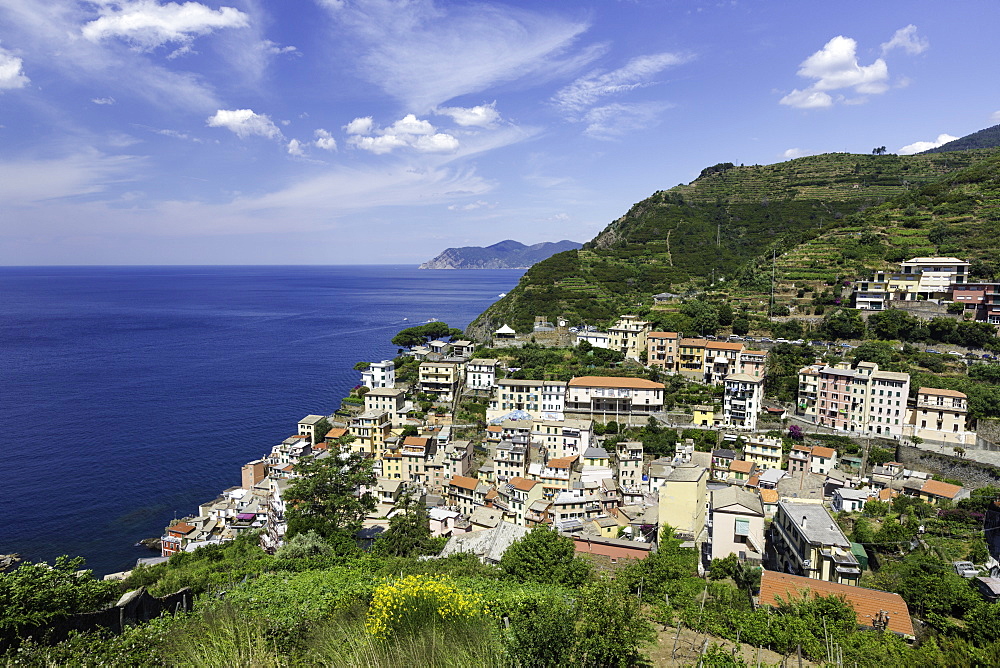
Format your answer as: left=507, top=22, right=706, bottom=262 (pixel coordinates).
left=469, top=149, right=999, bottom=338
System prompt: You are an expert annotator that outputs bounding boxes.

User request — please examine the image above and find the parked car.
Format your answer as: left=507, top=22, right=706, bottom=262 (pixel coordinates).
left=728, top=335, right=743, bottom=341
left=838, top=342, right=852, bottom=348
left=792, top=339, right=805, bottom=345
left=775, top=338, right=790, bottom=344
left=706, top=335, right=718, bottom=340
left=948, top=351, right=964, bottom=357
left=926, top=348, right=941, bottom=354
left=760, top=337, right=773, bottom=343
left=810, top=340, right=827, bottom=347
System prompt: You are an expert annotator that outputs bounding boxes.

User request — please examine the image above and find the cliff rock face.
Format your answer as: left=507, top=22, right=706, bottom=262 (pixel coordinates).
left=419, top=239, right=581, bottom=269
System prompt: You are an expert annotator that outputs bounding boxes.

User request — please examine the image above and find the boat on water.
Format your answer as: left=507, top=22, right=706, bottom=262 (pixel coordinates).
left=425, top=318, right=438, bottom=323
left=498, top=292, right=507, bottom=298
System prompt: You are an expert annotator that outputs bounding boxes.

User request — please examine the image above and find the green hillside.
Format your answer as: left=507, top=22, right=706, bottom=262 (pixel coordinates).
left=922, top=124, right=1000, bottom=154
left=471, top=149, right=999, bottom=335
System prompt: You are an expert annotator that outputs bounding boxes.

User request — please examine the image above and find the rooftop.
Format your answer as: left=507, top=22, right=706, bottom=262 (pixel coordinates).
left=778, top=502, right=850, bottom=547
left=759, top=571, right=914, bottom=637
left=568, top=376, right=664, bottom=390
left=918, top=387, right=968, bottom=399
left=712, top=487, right=763, bottom=516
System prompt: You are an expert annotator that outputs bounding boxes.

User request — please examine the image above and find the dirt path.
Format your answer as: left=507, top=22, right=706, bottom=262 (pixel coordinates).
left=647, top=625, right=819, bottom=666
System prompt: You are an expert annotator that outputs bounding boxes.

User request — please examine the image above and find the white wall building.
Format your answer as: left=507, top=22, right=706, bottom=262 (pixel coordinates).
left=361, top=360, right=396, bottom=389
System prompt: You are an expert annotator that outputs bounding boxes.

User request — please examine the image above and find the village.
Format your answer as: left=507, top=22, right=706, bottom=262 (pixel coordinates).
left=148, top=257, right=1000, bottom=642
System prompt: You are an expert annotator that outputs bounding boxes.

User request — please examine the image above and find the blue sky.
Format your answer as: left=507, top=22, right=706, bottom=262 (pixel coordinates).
left=1, top=0, right=997, bottom=265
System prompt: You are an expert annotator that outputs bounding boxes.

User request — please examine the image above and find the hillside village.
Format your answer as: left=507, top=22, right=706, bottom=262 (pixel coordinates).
left=141, top=250, right=1000, bottom=661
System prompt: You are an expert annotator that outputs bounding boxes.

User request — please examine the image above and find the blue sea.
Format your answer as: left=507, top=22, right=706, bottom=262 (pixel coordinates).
left=1, top=266, right=522, bottom=576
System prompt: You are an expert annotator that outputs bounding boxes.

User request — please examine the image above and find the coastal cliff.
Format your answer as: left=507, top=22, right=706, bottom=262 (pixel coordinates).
left=419, top=239, right=581, bottom=270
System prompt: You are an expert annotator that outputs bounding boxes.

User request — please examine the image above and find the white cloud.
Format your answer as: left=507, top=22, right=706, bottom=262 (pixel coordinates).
left=206, top=109, right=282, bottom=139
left=991, top=110, right=1000, bottom=124
left=435, top=102, right=501, bottom=128
left=344, top=116, right=373, bottom=135
left=262, top=40, right=296, bottom=55
left=581, top=102, right=668, bottom=140
left=0, top=0, right=222, bottom=112
left=82, top=1, right=250, bottom=50
left=779, top=89, right=832, bottom=109
left=91, top=96, right=116, bottom=105
left=347, top=114, right=459, bottom=154
left=898, top=133, right=958, bottom=155
left=783, top=148, right=805, bottom=159
left=448, top=200, right=496, bottom=211
left=798, top=36, right=888, bottom=93
left=0, top=46, right=30, bottom=90
left=553, top=52, right=687, bottom=115
left=287, top=139, right=305, bottom=156
left=780, top=35, right=891, bottom=108
left=881, top=25, right=928, bottom=55
left=314, top=129, right=337, bottom=151
left=322, top=0, right=596, bottom=111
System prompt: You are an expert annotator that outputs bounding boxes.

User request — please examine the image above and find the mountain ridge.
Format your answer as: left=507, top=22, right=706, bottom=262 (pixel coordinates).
left=419, top=239, right=582, bottom=270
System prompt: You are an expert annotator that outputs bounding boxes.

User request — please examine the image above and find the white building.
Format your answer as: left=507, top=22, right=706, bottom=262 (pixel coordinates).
left=465, top=358, right=500, bottom=391
left=723, top=374, right=764, bottom=431
left=575, top=330, right=611, bottom=349
left=531, top=418, right=593, bottom=459
left=565, top=376, right=664, bottom=415
left=361, top=360, right=396, bottom=389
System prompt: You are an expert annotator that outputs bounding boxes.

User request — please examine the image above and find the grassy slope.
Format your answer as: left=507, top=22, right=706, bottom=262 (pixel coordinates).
left=470, top=149, right=999, bottom=336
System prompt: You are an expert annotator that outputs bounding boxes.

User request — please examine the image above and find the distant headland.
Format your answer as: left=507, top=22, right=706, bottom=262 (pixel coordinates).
left=419, top=239, right=582, bottom=270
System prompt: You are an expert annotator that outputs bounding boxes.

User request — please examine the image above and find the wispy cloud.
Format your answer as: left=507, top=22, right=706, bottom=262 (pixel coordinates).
left=898, top=133, right=958, bottom=155
left=320, top=0, right=595, bottom=111
left=582, top=102, right=669, bottom=140
left=82, top=1, right=249, bottom=50
left=91, top=96, right=116, bottom=104
left=448, top=200, right=496, bottom=211
left=0, top=45, right=30, bottom=89
left=553, top=52, right=686, bottom=115
left=206, top=109, right=283, bottom=139
left=881, top=25, right=928, bottom=55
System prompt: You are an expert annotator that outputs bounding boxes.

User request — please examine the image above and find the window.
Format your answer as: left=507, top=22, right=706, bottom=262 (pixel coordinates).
left=735, top=518, right=750, bottom=536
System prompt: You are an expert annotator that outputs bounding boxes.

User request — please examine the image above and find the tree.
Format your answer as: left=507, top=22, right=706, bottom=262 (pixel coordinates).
left=717, top=303, right=734, bottom=327
left=311, top=417, right=332, bottom=445
left=819, top=308, right=865, bottom=340
left=732, top=315, right=751, bottom=336
left=0, top=556, right=117, bottom=637
left=681, top=300, right=720, bottom=335
left=372, top=495, right=441, bottom=557
left=499, top=526, right=591, bottom=587
left=391, top=321, right=455, bottom=348
left=353, top=361, right=371, bottom=371
left=851, top=340, right=897, bottom=368
left=283, top=451, right=376, bottom=548
left=573, top=577, right=653, bottom=667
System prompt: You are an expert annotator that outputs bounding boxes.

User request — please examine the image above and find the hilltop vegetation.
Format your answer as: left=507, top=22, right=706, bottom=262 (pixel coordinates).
left=471, top=149, right=1000, bottom=334
left=922, top=124, right=1000, bottom=154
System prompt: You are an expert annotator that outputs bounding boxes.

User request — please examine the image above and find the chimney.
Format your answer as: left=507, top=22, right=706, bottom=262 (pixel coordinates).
left=801, top=515, right=808, bottom=529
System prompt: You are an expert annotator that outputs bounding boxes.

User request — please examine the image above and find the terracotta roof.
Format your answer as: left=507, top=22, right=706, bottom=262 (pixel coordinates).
left=759, top=489, right=779, bottom=504
left=168, top=522, right=196, bottom=535
left=547, top=456, right=578, bottom=469
left=745, top=474, right=760, bottom=488
left=509, top=476, right=537, bottom=492
left=325, top=427, right=348, bottom=439
left=918, top=387, right=967, bottom=399
left=568, top=376, right=664, bottom=389
left=758, top=571, right=914, bottom=637
left=450, top=475, right=479, bottom=490
left=729, top=460, right=756, bottom=474
left=403, top=436, right=430, bottom=447
left=921, top=479, right=962, bottom=499
left=485, top=488, right=498, bottom=500
left=648, top=331, right=679, bottom=338
left=812, top=446, right=836, bottom=459
left=878, top=488, right=900, bottom=502
left=487, top=425, right=502, bottom=432
left=707, top=341, right=744, bottom=351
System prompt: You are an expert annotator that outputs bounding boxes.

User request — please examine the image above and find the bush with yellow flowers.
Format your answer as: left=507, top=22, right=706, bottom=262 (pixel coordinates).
left=365, top=574, right=489, bottom=639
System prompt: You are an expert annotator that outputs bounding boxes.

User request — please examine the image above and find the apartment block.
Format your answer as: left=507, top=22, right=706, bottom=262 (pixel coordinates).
left=768, top=502, right=862, bottom=585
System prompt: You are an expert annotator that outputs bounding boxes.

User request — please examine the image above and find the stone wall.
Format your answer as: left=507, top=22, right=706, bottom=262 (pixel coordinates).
left=2, top=587, right=192, bottom=651
left=894, top=444, right=1000, bottom=489
left=975, top=418, right=1000, bottom=452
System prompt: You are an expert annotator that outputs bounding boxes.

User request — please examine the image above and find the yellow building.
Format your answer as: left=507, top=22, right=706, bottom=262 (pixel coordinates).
left=349, top=410, right=391, bottom=455
left=692, top=405, right=716, bottom=427
left=657, top=464, right=708, bottom=541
